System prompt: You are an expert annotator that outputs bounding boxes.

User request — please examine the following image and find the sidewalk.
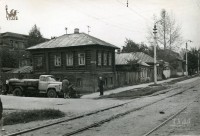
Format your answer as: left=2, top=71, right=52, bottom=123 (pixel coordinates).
left=81, top=78, right=178, bottom=99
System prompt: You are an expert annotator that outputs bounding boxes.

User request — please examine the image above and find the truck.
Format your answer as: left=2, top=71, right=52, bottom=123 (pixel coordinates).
left=5, top=75, right=63, bottom=98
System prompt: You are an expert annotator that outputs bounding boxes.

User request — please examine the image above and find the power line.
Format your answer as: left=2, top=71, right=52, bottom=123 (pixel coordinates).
left=115, top=0, right=153, bottom=24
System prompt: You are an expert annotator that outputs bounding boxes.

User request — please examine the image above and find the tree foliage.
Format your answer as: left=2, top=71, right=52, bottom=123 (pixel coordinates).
left=185, top=47, right=199, bottom=74
left=147, top=9, right=183, bottom=51
left=27, top=24, right=46, bottom=47
left=122, top=39, right=151, bottom=55
left=0, top=48, right=18, bottom=68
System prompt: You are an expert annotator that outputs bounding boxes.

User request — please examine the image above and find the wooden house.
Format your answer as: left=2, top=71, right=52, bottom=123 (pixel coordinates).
left=27, top=29, right=119, bottom=93
left=115, top=52, right=150, bottom=86
left=132, top=52, right=163, bottom=81
left=115, top=52, right=163, bottom=86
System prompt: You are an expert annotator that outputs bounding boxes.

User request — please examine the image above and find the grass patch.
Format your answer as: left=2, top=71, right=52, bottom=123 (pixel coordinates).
left=100, top=75, right=198, bottom=100
left=168, top=74, right=198, bottom=85
left=3, top=109, right=65, bottom=126
left=100, top=85, right=168, bottom=100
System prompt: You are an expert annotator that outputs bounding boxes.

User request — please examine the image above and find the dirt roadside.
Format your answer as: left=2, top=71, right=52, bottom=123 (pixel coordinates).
left=0, top=76, right=199, bottom=135
left=149, top=93, right=200, bottom=136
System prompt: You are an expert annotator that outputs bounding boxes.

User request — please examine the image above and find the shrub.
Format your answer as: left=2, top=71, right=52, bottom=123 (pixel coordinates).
left=3, top=109, right=65, bottom=125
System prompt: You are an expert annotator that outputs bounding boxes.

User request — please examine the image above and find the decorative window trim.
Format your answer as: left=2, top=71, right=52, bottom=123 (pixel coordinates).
left=78, top=53, right=85, bottom=66
left=35, top=56, right=43, bottom=69
left=103, top=52, right=107, bottom=66
left=54, top=54, right=61, bottom=67
left=97, top=52, right=102, bottom=66
left=108, top=52, right=112, bottom=66
left=66, top=53, right=73, bottom=66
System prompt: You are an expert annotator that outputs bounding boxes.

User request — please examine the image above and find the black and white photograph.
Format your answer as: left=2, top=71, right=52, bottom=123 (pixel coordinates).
left=0, top=0, right=200, bottom=135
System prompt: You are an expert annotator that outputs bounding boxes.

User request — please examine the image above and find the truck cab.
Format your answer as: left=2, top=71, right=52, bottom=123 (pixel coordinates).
left=38, top=75, right=63, bottom=97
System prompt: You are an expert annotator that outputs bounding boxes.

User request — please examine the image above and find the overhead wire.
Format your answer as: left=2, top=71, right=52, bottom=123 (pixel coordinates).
left=65, top=0, right=146, bottom=33
left=115, top=0, right=153, bottom=24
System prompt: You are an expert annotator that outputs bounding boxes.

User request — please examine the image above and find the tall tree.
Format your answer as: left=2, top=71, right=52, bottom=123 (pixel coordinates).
left=122, top=39, right=151, bottom=55
left=185, top=47, right=199, bottom=75
left=27, top=24, right=46, bottom=47
left=147, top=9, right=183, bottom=51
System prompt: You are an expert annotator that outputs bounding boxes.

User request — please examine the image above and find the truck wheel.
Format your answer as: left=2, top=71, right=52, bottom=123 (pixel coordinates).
left=47, top=89, right=57, bottom=98
left=13, top=88, right=23, bottom=96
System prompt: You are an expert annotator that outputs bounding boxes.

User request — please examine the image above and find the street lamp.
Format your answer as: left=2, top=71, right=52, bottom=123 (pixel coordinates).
left=185, top=40, right=192, bottom=76
left=153, top=20, right=162, bottom=84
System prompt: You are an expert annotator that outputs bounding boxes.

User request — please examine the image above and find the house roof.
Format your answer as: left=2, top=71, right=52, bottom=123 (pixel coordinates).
left=115, top=53, right=150, bottom=66
left=115, top=53, right=138, bottom=65
left=27, top=33, right=119, bottom=50
left=0, top=32, right=28, bottom=39
left=165, top=49, right=183, bottom=61
left=8, top=66, right=33, bottom=73
left=132, top=52, right=154, bottom=63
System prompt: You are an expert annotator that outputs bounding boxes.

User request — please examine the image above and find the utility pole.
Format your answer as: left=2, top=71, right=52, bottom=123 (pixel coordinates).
left=153, top=24, right=157, bottom=84
left=152, top=20, right=162, bottom=84
left=87, top=26, right=91, bottom=35
left=185, top=40, right=192, bottom=76
left=186, top=42, right=188, bottom=76
left=162, top=10, right=166, bottom=50
left=198, top=51, right=199, bottom=74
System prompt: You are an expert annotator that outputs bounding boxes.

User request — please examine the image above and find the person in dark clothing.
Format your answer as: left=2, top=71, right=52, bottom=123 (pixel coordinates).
left=98, top=77, right=104, bottom=96
left=0, top=98, right=4, bottom=131
left=62, top=77, right=70, bottom=99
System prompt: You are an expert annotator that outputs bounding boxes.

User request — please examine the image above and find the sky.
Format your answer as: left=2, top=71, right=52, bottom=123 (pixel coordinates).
left=0, top=0, right=200, bottom=50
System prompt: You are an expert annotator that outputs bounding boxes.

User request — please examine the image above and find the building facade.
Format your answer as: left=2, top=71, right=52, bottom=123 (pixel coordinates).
left=28, top=29, right=119, bottom=93
left=0, top=32, right=31, bottom=68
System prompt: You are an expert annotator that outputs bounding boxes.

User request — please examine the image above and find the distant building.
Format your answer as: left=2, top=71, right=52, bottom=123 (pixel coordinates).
left=157, top=49, right=185, bottom=77
left=0, top=32, right=28, bottom=50
left=27, top=28, right=119, bottom=93
left=0, top=32, right=31, bottom=68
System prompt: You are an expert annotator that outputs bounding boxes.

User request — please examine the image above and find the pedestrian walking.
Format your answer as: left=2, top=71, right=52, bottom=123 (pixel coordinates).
left=98, top=77, right=104, bottom=96
left=62, top=77, right=70, bottom=99
left=0, top=98, right=4, bottom=133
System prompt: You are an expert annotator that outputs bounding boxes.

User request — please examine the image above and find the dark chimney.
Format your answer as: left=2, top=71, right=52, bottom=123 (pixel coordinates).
left=65, top=27, right=67, bottom=34
left=74, top=28, right=79, bottom=34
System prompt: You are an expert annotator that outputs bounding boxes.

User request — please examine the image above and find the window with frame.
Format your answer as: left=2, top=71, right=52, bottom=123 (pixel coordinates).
left=97, top=52, right=102, bottom=66
left=108, top=52, right=112, bottom=66
left=35, top=56, right=43, bottom=69
left=54, top=54, right=61, bottom=66
left=78, top=53, right=85, bottom=65
left=103, top=52, right=107, bottom=66
left=66, top=53, right=73, bottom=66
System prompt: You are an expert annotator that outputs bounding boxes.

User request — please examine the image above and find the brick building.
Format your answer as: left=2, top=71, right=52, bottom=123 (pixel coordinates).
left=0, top=32, right=31, bottom=67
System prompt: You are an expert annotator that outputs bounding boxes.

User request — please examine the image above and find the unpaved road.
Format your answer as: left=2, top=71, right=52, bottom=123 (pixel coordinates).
left=75, top=80, right=200, bottom=136
left=1, top=77, right=200, bottom=136
left=3, top=77, right=199, bottom=136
